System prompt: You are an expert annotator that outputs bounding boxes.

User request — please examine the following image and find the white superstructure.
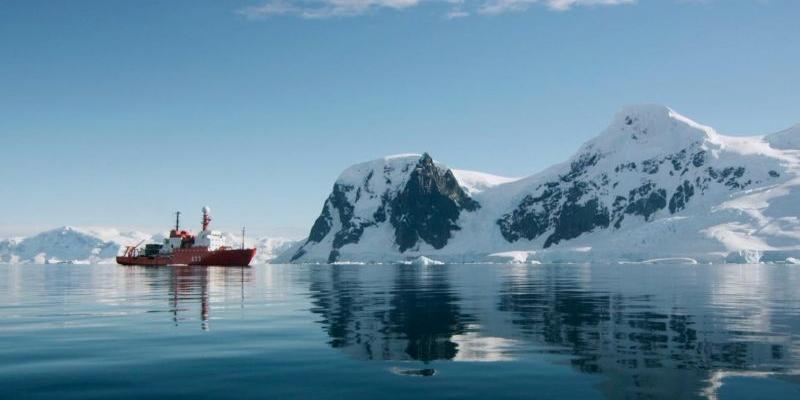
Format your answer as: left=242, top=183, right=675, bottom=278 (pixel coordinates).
left=194, top=230, right=226, bottom=251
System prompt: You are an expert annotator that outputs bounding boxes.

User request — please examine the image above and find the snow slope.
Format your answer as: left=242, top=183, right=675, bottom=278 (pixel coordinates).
left=451, top=170, right=520, bottom=195
left=283, top=105, right=800, bottom=264
left=766, top=124, right=800, bottom=150
left=252, top=237, right=302, bottom=264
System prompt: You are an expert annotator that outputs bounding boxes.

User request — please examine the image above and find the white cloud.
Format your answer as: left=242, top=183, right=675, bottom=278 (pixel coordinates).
left=479, top=0, right=635, bottom=14
left=238, top=0, right=422, bottom=19
left=445, top=9, right=470, bottom=18
left=237, top=0, right=635, bottom=19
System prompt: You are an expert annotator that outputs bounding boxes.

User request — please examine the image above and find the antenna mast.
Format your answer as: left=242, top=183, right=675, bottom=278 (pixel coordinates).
left=202, top=207, right=211, bottom=231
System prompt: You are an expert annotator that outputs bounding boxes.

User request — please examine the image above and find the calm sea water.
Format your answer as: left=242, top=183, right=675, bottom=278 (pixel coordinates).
left=1, top=263, right=799, bottom=400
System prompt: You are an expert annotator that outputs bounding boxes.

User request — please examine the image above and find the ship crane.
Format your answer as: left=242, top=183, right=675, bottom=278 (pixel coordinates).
left=122, top=239, right=146, bottom=257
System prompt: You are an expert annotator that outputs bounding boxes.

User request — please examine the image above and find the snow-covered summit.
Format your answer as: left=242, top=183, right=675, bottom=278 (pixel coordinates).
left=335, top=153, right=426, bottom=193
left=336, top=153, right=518, bottom=196
left=582, top=104, right=719, bottom=161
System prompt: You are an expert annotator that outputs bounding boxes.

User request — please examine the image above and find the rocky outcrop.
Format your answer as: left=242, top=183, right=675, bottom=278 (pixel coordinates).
left=390, top=154, right=479, bottom=252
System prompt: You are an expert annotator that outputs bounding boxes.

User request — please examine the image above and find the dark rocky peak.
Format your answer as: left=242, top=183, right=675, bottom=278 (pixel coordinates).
left=292, top=153, right=481, bottom=262
left=391, top=153, right=480, bottom=252
left=410, top=153, right=480, bottom=209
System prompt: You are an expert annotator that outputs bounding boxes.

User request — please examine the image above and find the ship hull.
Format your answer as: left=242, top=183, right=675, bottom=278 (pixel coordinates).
left=117, top=247, right=256, bottom=266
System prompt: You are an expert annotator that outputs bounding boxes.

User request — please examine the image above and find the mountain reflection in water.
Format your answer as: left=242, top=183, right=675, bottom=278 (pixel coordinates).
left=1, top=263, right=799, bottom=400
left=302, top=264, right=800, bottom=398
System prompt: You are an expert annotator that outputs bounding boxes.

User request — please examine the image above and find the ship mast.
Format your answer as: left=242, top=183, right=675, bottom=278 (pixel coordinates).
left=175, top=211, right=181, bottom=231
left=241, top=227, right=246, bottom=250
left=202, top=206, right=211, bottom=231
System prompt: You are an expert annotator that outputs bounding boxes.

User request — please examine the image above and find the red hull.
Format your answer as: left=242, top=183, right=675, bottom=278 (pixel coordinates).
left=117, top=247, right=256, bottom=266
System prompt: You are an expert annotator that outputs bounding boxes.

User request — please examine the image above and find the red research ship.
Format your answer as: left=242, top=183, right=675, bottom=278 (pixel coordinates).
left=116, top=207, right=256, bottom=266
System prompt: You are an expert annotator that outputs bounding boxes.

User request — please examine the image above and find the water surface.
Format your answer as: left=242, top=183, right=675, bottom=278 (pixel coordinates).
left=1, top=263, right=799, bottom=399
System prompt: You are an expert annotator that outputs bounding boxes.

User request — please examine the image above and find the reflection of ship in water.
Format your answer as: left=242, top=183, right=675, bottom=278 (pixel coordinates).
left=122, top=265, right=252, bottom=331
left=305, top=264, right=800, bottom=399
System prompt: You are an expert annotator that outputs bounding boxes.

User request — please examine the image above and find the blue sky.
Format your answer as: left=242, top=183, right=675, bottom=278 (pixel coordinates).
left=1, top=0, right=798, bottom=238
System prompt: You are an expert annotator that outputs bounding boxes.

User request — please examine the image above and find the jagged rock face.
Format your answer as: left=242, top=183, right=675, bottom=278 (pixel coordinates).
left=295, top=183, right=367, bottom=262
left=498, top=153, right=613, bottom=247
left=498, top=147, right=764, bottom=247
left=391, top=154, right=479, bottom=252
left=292, top=154, right=480, bottom=262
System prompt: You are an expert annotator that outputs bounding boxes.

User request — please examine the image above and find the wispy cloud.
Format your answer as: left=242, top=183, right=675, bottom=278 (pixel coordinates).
left=443, top=0, right=470, bottom=18
left=238, top=0, right=422, bottom=19
left=480, top=0, right=635, bottom=14
left=236, top=0, right=636, bottom=19
left=445, top=9, right=470, bottom=18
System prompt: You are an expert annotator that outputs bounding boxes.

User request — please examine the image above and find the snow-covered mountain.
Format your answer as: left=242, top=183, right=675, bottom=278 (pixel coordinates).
left=279, top=105, right=800, bottom=264
left=0, top=227, right=152, bottom=264
left=0, top=226, right=300, bottom=264
left=251, top=237, right=301, bottom=264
